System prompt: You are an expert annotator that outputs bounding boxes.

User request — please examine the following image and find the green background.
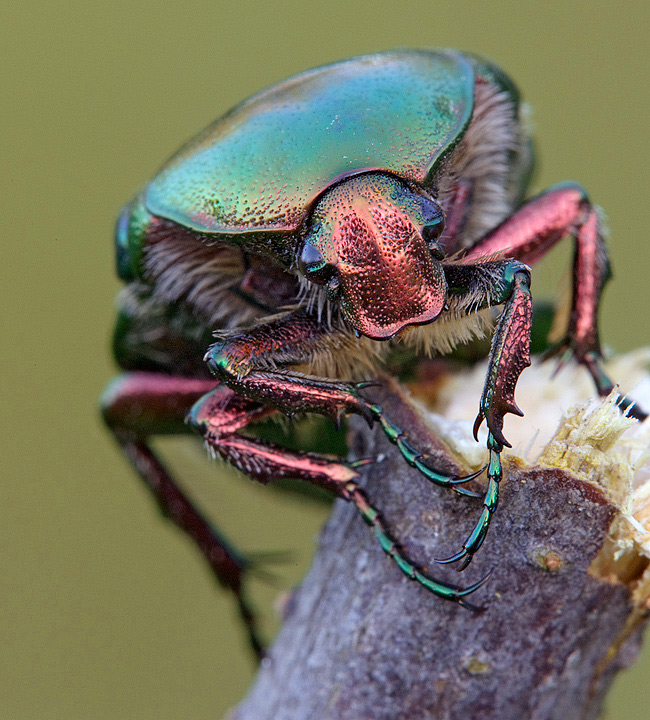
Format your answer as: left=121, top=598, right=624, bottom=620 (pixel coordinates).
left=3, top=1, right=649, bottom=717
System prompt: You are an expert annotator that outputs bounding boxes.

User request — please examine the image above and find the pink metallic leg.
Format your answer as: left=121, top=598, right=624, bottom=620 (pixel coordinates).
left=187, top=386, right=491, bottom=607
left=187, top=383, right=358, bottom=492
left=101, top=372, right=269, bottom=657
left=438, top=263, right=532, bottom=569
left=104, top=372, right=491, bottom=620
left=463, top=182, right=645, bottom=419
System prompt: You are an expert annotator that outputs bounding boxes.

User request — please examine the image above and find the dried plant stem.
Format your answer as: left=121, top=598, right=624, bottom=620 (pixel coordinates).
left=233, top=378, right=649, bottom=720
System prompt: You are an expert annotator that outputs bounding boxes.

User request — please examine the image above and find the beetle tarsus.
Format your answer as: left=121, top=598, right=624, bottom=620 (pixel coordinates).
left=580, top=350, right=649, bottom=421
left=365, top=401, right=487, bottom=493
left=436, top=443, right=502, bottom=570
left=619, top=397, right=647, bottom=422
left=454, top=572, right=494, bottom=611
left=345, top=482, right=490, bottom=604
left=415, top=458, right=486, bottom=497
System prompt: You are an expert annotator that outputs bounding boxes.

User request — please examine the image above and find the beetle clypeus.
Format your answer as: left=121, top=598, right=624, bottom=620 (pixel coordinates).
left=102, top=49, right=646, bottom=656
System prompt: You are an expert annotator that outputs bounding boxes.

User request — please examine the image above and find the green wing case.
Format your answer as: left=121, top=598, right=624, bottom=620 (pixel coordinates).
left=145, top=50, right=475, bottom=236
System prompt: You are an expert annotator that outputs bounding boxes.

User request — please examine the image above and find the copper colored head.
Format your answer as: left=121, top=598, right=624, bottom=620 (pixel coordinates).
left=299, top=173, right=447, bottom=339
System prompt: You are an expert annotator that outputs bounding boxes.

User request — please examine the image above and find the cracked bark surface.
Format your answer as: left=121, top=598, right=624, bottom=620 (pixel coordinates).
left=233, top=379, right=649, bottom=720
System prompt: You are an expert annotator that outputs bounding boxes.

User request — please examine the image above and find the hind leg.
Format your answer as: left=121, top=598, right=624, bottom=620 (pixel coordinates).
left=101, top=372, right=270, bottom=657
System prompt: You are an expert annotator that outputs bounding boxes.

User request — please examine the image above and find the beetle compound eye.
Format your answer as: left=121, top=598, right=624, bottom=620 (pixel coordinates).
left=299, top=241, right=336, bottom=285
left=422, top=221, right=445, bottom=260
left=422, top=218, right=444, bottom=242
left=418, top=197, right=445, bottom=258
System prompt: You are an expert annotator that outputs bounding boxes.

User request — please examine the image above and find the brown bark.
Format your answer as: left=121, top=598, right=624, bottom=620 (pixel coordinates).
left=233, top=380, right=649, bottom=720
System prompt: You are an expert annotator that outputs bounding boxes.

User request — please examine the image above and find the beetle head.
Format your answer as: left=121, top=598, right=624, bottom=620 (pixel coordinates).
left=298, top=173, right=447, bottom=339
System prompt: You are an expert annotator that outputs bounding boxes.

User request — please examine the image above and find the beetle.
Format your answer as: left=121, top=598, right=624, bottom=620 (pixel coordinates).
left=101, top=49, right=646, bottom=656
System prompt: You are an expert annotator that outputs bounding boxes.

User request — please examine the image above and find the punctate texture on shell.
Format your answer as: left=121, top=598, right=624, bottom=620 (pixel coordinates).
left=144, top=50, right=474, bottom=236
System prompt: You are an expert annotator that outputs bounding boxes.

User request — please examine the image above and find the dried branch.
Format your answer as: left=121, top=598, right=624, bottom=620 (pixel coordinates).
left=233, top=357, right=650, bottom=720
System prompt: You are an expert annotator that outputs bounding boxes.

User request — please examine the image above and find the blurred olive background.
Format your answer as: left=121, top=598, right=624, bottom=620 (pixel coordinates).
left=3, top=1, right=649, bottom=717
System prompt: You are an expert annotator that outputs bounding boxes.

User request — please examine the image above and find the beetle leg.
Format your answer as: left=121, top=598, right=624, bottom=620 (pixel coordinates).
left=344, top=482, right=492, bottom=609
left=438, top=262, right=532, bottom=569
left=187, top=383, right=358, bottom=490
left=187, top=386, right=491, bottom=607
left=205, top=310, right=483, bottom=494
left=463, top=182, right=646, bottom=420
left=436, top=446, right=502, bottom=572
left=103, top=373, right=489, bottom=622
left=101, top=372, right=269, bottom=658
left=364, top=404, right=485, bottom=497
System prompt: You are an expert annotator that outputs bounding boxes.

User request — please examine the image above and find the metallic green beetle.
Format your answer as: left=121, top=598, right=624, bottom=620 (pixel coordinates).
left=103, top=49, right=644, bottom=656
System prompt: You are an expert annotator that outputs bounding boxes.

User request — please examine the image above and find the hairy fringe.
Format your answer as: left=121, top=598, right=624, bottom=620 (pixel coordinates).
left=435, top=79, right=528, bottom=247
left=401, top=308, right=494, bottom=357
left=143, top=232, right=261, bottom=329
left=296, top=276, right=336, bottom=329
left=398, top=260, right=503, bottom=356
left=303, top=332, right=386, bottom=380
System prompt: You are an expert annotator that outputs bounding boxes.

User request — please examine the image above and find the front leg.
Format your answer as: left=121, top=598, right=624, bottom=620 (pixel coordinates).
left=463, top=182, right=646, bottom=420
left=205, top=311, right=483, bottom=495
left=437, top=261, right=532, bottom=570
